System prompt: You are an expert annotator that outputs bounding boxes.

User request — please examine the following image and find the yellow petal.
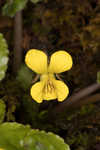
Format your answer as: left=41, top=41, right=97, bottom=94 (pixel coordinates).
left=41, top=74, right=57, bottom=100
left=31, top=81, right=44, bottom=103
left=43, top=81, right=57, bottom=100
left=48, top=51, right=73, bottom=73
left=54, top=80, right=69, bottom=102
left=25, top=49, right=47, bottom=74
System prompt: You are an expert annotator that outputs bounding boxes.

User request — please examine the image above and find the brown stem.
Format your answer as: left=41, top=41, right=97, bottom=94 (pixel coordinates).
left=74, top=93, right=100, bottom=108
left=13, top=11, right=23, bottom=74
left=51, top=83, right=100, bottom=114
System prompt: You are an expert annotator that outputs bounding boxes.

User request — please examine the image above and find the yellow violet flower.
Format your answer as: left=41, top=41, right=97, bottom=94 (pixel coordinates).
left=25, top=49, right=73, bottom=103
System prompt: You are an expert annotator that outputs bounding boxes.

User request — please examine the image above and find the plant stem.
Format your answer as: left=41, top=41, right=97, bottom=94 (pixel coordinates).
left=13, top=11, right=23, bottom=74
left=51, top=83, right=100, bottom=114
left=74, top=93, right=100, bottom=108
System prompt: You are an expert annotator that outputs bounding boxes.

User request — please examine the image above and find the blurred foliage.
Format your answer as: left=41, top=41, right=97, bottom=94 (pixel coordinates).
left=30, top=0, right=43, bottom=4
left=16, top=64, right=33, bottom=90
left=20, top=94, right=39, bottom=126
left=52, top=103, right=100, bottom=150
left=2, top=0, right=28, bottom=17
left=0, top=76, right=22, bottom=122
left=0, top=100, right=6, bottom=123
left=97, top=71, right=100, bottom=83
left=0, top=33, right=9, bottom=81
left=0, top=122, right=70, bottom=150
left=67, top=132, right=89, bottom=149
left=2, top=0, right=43, bottom=17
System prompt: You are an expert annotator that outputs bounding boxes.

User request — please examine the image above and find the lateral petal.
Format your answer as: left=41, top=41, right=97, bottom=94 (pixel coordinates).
left=54, top=80, right=69, bottom=102
left=31, top=81, right=44, bottom=103
left=48, top=51, right=72, bottom=73
left=25, top=49, right=47, bottom=74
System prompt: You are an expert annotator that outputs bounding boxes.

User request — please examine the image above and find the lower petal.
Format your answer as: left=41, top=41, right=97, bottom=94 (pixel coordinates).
left=43, top=90, right=57, bottom=101
left=31, top=82, right=44, bottom=103
left=54, top=80, right=69, bottom=102
left=40, top=74, right=57, bottom=101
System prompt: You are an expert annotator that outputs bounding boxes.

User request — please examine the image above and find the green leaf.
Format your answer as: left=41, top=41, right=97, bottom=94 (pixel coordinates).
left=0, top=100, right=6, bottom=123
left=97, top=71, right=100, bottom=83
left=30, top=0, right=42, bottom=4
left=16, top=64, right=33, bottom=90
left=0, top=33, right=9, bottom=81
left=0, top=123, right=70, bottom=150
left=0, top=123, right=30, bottom=150
left=2, top=0, right=28, bottom=17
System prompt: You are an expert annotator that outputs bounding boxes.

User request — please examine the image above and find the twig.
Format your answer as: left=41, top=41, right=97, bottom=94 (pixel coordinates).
left=74, top=93, right=100, bottom=108
left=51, top=83, right=100, bottom=114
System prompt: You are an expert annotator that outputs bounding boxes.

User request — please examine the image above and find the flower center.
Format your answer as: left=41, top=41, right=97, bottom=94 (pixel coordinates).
left=43, top=79, right=55, bottom=94
left=40, top=73, right=56, bottom=94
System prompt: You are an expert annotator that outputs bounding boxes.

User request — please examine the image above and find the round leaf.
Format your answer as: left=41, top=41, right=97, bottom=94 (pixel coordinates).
left=0, top=33, right=9, bottom=81
left=0, top=123, right=70, bottom=150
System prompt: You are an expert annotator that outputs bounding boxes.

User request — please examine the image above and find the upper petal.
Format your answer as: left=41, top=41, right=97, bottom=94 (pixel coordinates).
left=48, top=51, right=73, bottom=73
left=25, top=49, right=47, bottom=74
left=54, top=80, right=69, bottom=102
left=31, top=81, right=44, bottom=103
